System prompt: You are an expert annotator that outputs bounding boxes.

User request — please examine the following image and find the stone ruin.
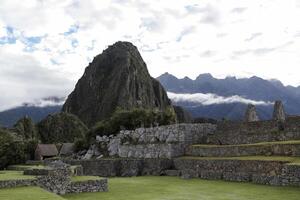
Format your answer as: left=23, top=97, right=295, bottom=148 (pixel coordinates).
left=37, top=161, right=72, bottom=195
left=244, top=104, right=259, bottom=122
left=273, top=100, right=286, bottom=122
left=66, top=99, right=300, bottom=187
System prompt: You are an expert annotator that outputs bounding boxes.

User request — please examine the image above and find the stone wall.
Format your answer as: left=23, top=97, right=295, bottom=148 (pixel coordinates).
left=208, top=117, right=300, bottom=145
left=0, top=179, right=36, bottom=189
left=186, top=143, right=300, bottom=157
left=67, top=158, right=173, bottom=177
left=173, top=158, right=300, bottom=186
left=92, top=123, right=216, bottom=159
left=66, top=179, right=108, bottom=194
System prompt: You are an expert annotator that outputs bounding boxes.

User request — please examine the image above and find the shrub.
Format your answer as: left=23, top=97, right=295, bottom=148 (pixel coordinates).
left=0, top=129, right=27, bottom=169
left=89, top=107, right=176, bottom=138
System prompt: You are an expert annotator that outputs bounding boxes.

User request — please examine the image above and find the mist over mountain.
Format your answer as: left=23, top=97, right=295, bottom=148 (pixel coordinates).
left=1, top=72, right=300, bottom=127
left=0, top=97, right=64, bottom=127
left=157, top=73, right=300, bottom=120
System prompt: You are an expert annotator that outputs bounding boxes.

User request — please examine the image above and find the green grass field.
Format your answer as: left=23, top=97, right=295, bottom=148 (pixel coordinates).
left=71, top=176, right=102, bottom=182
left=0, top=171, right=35, bottom=181
left=64, top=176, right=300, bottom=200
left=192, top=140, right=300, bottom=148
left=0, top=187, right=64, bottom=200
left=178, top=156, right=300, bottom=165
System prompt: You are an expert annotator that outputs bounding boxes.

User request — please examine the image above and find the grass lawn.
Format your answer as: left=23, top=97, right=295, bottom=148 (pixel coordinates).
left=179, top=156, right=300, bottom=165
left=0, top=187, right=64, bottom=200
left=64, top=176, right=300, bottom=200
left=71, top=176, right=102, bottom=182
left=0, top=171, right=35, bottom=181
left=192, top=140, right=300, bottom=148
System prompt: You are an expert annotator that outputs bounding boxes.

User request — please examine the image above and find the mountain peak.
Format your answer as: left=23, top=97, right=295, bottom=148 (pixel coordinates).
left=196, top=73, right=213, bottom=80
left=63, top=42, right=171, bottom=126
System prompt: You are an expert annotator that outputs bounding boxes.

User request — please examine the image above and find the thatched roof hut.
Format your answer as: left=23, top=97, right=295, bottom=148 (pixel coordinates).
left=59, top=143, right=75, bottom=156
left=35, top=144, right=58, bottom=160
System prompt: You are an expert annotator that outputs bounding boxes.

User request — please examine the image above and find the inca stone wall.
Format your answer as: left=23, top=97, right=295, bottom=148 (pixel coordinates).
left=67, top=158, right=173, bottom=177
left=0, top=179, right=36, bottom=189
left=66, top=179, right=108, bottom=194
left=93, top=123, right=216, bottom=159
left=186, top=143, right=300, bottom=157
left=173, top=158, right=300, bottom=186
left=207, top=116, right=300, bottom=145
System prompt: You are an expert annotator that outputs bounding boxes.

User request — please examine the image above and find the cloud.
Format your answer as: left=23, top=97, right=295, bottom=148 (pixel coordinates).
left=245, top=32, right=262, bottom=42
left=176, top=26, right=196, bottom=42
left=0, top=46, right=73, bottom=111
left=0, top=0, right=299, bottom=112
left=200, top=50, right=216, bottom=57
left=233, top=41, right=294, bottom=56
left=167, top=92, right=272, bottom=106
left=231, top=7, right=247, bottom=13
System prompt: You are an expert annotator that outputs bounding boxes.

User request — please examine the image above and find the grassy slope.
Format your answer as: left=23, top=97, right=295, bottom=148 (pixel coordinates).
left=0, top=171, right=35, bottom=181
left=178, top=156, right=300, bottom=164
left=192, top=140, right=300, bottom=148
left=64, top=176, right=300, bottom=200
left=71, top=176, right=102, bottom=182
left=0, top=187, right=64, bottom=200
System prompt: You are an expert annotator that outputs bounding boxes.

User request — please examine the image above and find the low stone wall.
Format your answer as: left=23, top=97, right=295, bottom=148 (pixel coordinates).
left=0, top=179, right=36, bottom=189
left=186, top=143, right=300, bottom=157
left=208, top=117, right=300, bottom=145
left=67, top=158, right=173, bottom=177
left=66, top=179, right=108, bottom=194
left=173, top=158, right=300, bottom=186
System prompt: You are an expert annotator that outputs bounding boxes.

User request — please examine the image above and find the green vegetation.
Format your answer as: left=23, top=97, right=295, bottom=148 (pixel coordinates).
left=37, top=112, right=88, bottom=143
left=179, top=156, right=300, bottom=165
left=0, top=187, right=64, bottom=200
left=0, top=129, right=27, bottom=169
left=89, top=107, right=176, bottom=137
left=75, top=107, right=176, bottom=150
left=64, top=176, right=300, bottom=200
left=192, top=140, right=300, bottom=148
left=13, top=117, right=38, bottom=140
left=8, top=164, right=46, bottom=171
left=0, top=171, right=35, bottom=180
left=71, top=176, right=102, bottom=182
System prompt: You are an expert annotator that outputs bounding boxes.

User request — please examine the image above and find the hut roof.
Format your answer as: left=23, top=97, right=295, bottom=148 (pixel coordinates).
left=59, top=143, right=75, bottom=156
left=36, top=144, right=58, bottom=157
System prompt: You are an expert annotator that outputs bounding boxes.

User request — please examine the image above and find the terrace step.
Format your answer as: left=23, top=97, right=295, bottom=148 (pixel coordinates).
left=174, top=156, right=300, bottom=186
left=186, top=140, right=300, bottom=157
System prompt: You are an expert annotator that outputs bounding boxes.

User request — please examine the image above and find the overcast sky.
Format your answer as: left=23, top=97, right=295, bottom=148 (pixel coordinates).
left=0, top=0, right=300, bottom=111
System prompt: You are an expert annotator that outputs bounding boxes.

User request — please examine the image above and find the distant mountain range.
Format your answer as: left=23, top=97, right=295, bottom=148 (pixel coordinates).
left=1, top=73, right=300, bottom=127
left=157, top=73, right=300, bottom=120
left=0, top=97, right=64, bottom=127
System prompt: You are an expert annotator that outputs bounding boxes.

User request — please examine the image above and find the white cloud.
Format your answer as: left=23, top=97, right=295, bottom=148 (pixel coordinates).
left=167, top=92, right=272, bottom=106
left=0, top=0, right=300, bottom=111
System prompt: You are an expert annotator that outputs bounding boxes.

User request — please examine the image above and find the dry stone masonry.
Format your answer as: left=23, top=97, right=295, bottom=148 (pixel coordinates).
left=244, top=104, right=259, bottom=122
left=91, top=123, right=216, bottom=159
left=273, top=100, right=286, bottom=122
left=69, top=101, right=300, bottom=187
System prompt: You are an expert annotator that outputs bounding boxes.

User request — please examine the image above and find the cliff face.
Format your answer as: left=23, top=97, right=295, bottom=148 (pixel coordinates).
left=63, top=41, right=171, bottom=126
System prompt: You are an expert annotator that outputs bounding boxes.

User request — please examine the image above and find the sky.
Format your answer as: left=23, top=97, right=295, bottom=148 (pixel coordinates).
left=0, top=0, right=300, bottom=111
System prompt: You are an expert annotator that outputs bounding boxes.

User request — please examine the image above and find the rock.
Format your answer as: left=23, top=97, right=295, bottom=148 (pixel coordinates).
left=273, top=100, right=286, bottom=122
left=173, top=106, right=193, bottom=123
left=62, top=41, right=172, bottom=127
left=244, top=104, right=259, bottom=122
